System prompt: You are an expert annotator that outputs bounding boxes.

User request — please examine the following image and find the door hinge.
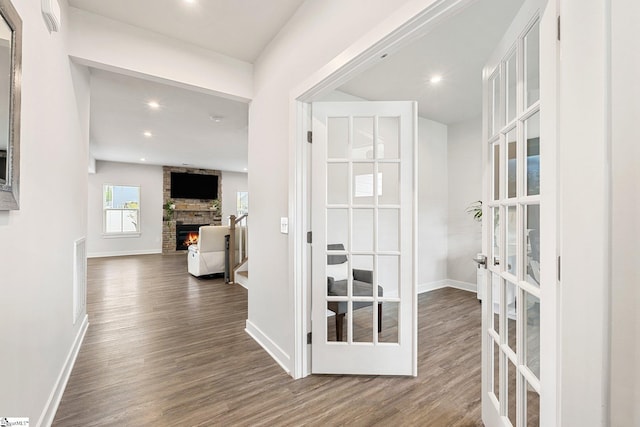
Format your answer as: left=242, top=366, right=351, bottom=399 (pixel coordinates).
left=307, top=332, right=312, bottom=344
left=557, top=15, right=561, bottom=41
left=557, top=256, right=561, bottom=281
left=307, top=231, right=312, bottom=244
left=307, top=131, right=313, bottom=143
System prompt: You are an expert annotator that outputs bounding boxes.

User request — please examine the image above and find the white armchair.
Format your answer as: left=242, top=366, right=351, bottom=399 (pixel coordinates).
left=187, top=225, right=228, bottom=277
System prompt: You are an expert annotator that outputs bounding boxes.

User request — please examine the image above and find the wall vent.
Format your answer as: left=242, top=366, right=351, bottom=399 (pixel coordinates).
left=73, top=237, right=87, bottom=325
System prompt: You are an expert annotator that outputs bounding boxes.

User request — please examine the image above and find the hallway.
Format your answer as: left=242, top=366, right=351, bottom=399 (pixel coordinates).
left=54, top=254, right=482, bottom=426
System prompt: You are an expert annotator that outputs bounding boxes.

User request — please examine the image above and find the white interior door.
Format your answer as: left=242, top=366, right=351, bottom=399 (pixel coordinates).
left=481, top=0, right=555, bottom=425
left=311, top=101, right=417, bottom=376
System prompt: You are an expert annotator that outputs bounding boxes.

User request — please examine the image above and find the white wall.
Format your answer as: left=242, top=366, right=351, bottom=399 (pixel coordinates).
left=67, top=7, right=253, bottom=102
left=610, top=0, right=640, bottom=425
left=87, top=161, right=163, bottom=257
left=417, top=117, right=449, bottom=289
left=0, top=0, right=90, bottom=423
left=447, top=117, right=482, bottom=286
left=248, top=0, right=417, bottom=373
left=221, top=171, right=248, bottom=223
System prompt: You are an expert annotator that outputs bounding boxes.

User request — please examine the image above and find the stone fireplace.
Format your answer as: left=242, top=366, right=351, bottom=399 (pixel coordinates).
left=162, top=166, right=222, bottom=254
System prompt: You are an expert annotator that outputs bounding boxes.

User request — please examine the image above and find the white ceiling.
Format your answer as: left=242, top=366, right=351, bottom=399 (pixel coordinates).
left=76, top=0, right=524, bottom=172
left=67, top=0, right=306, bottom=63
left=339, top=0, right=524, bottom=125
left=89, top=69, right=249, bottom=172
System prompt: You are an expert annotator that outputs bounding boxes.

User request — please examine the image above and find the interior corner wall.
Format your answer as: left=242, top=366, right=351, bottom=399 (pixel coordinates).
left=221, top=171, right=248, bottom=224
left=417, top=117, right=448, bottom=288
left=446, top=117, right=482, bottom=286
left=610, top=1, right=640, bottom=425
left=87, top=161, right=163, bottom=257
left=0, top=0, right=90, bottom=423
left=249, top=0, right=416, bottom=373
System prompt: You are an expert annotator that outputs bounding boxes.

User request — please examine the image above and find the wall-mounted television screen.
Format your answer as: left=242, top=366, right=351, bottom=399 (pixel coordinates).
left=170, top=172, right=218, bottom=200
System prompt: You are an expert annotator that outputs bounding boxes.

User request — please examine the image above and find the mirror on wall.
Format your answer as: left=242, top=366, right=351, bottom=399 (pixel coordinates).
left=0, top=0, right=21, bottom=210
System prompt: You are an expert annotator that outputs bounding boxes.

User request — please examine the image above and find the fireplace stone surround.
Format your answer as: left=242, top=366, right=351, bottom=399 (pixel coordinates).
left=162, top=166, right=222, bottom=254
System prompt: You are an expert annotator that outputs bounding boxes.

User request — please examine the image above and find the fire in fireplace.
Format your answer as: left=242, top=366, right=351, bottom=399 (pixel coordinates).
left=176, top=223, right=209, bottom=250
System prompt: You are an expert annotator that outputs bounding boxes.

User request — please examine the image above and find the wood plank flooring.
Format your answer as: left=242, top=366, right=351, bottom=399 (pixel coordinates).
left=53, top=254, right=483, bottom=426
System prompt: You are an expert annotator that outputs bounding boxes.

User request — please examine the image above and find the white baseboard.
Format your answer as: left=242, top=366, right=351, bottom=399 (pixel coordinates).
left=245, top=320, right=291, bottom=375
left=418, top=279, right=477, bottom=294
left=38, top=314, right=89, bottom=427
left=87, top=249, right=162, bottom=258
left=417, top=280, right=449, bottom=294
left=447, top=280, right=477, bottom=293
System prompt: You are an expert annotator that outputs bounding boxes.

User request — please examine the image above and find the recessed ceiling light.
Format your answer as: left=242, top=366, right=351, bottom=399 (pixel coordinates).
left=243, top=168, right=248, bottom=171
left=430, top=75, right=443, bottom=84
left=210, top=115, right=223, bottom=123
left=143, top=131, right=153, bottom=137
left=147, top=101, right=160, bottom=109
left=184, top=0, right=196, bottom=4
left=140, top=158, right=146, bottom=162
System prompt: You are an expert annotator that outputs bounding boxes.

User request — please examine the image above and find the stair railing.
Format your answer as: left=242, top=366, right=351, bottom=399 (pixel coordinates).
left=228, top=214, right=248, bottom=284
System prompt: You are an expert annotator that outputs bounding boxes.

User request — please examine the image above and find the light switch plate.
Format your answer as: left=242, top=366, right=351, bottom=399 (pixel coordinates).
left=280, top=217, right=288, bottom=234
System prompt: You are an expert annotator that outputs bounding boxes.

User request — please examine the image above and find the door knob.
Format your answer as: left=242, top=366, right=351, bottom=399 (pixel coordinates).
left=473, top=254, right=487, bottom=268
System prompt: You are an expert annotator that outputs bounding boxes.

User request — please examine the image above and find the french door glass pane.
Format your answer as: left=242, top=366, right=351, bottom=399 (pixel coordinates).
left=525, top=292, right=541, bottom=378
left=352, top=209, right=374, bottom=251
left=527, top=382, right=540, bottom=427
left=379, top=301, right=399, bottom=343
left=493, top=339, right=500, bottom=399
left=507, top=206, right=517, bottom=275
left=378, top=117, right=400, bottom=159
left=378, top=209, right=400, bottom=251
left=526, top=111, right=540, bottom=195
left=378, top=163, right=400, bottom=205
left=508, top=359, right=517, bottom=425
left=525, top=21, right=540, bottom=108
left=353, top=163, right=375, bottom=204
left=492, top=207, right=500, bottom=266
left=493, top=142, right=501, bottom=200
left=353, top=304, right=374, bottom=343
left=507, top=129, right=517, bottom=198
left=490, top=71, right=501, bottom=137
left=526, top=204, right=540, bottom=286
left=506, top=281, right=517, bottom=352
left=378, top=255, right=400, bottom=298
left=328, top=117, right=349, bottom=159
left=506, top=51, right=517, bottom=123
left=352, top=117, right=374, bottom=159
left=492, top=273, right=501, bottom=335
left=328, top=163, right=349, bottom=204
left=327, top=209, right=349, bottom=250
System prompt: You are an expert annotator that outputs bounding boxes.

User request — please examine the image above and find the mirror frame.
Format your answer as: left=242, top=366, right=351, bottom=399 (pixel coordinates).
left=0, top=0, right=21, bottom=210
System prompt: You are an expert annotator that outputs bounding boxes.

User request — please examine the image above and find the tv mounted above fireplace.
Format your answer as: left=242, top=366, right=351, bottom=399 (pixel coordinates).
left=170, top=172, right=218, bottom=200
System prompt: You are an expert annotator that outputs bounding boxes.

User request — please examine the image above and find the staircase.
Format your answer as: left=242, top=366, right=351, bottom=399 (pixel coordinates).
left=227, top=214, right=248, bottom=286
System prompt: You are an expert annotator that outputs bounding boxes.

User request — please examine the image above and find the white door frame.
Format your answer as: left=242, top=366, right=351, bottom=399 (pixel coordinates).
left=289, top=7, right=559, bottom=422
left=289, top=0, right=477, bottom=380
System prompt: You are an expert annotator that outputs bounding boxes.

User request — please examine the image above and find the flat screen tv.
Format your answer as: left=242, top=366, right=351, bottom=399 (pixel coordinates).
left=170, top=172, right=218, bottom=200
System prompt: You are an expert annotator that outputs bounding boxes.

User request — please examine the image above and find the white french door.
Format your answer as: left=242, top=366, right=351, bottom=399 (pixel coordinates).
left=481, top=0, right=556, bottom=425
left=310, top=101, right=417, bottom=376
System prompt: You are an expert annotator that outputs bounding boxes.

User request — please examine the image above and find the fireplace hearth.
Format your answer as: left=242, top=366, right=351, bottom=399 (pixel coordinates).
left=176, top=223, right=209, bottom=250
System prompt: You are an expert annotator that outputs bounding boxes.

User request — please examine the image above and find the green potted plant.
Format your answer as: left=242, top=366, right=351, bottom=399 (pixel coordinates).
left=466, top=200, right=482, bottom=222
left=164, top=200, right=176, bottom=221
left=210, top=198, right=221, bottom=214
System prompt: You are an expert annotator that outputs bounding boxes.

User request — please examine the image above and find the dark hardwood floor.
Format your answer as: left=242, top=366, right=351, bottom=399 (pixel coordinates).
left=53, top=254, right=483, bottom=426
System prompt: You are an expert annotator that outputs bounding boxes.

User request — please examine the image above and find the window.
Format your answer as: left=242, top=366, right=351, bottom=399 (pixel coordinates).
left=237, top=191, right=248, bottom=215
left=103, top=185, right=140, bottom=234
